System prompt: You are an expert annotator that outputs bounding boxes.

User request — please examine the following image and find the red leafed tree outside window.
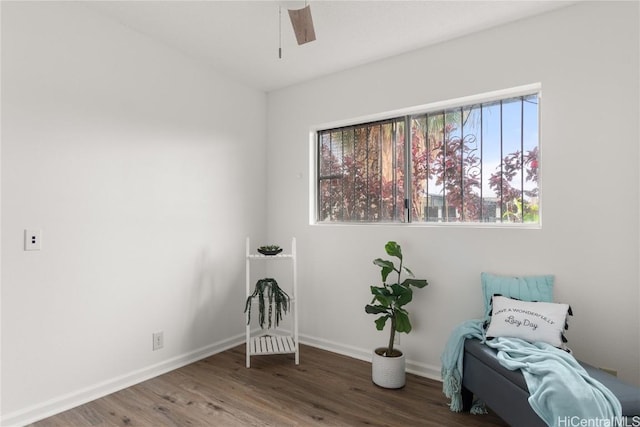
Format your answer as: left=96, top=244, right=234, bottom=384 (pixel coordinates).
left=317, top=94, right=539, bottom=224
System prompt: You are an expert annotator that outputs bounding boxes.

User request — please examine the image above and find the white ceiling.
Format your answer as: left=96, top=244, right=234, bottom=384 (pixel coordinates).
left=85, top=1, right=576, bottom=92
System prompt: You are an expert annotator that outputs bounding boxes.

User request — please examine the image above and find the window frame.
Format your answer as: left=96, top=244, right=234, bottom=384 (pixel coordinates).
left=310, top=84, right=542, bottom=228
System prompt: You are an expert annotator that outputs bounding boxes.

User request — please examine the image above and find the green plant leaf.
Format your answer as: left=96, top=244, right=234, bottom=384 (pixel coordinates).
left=370, top=285, right=391, bottom=297
left=370, top=286, right=392, bottom=307
left=391, top=284, right=413, bottom=306
left=384, top=241, right=402, bottom=260
left=374, top=315, right=390, bottom=331
left=365, top=304, right=389, bottom=315
left=402, top=278, right=428, bottom=289
left=389, top=283, right=406, bottom=293
left=402, top=266, right=415, bottom=278
left=395, top=310, right=412, bottom=333
left=374, top=295, right=392, bottom=307
left=373, top=258, right=395, bottom=282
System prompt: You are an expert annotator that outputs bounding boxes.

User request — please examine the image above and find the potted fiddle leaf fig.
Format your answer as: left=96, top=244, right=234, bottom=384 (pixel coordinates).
left=365, top=241, right=428, bottom=388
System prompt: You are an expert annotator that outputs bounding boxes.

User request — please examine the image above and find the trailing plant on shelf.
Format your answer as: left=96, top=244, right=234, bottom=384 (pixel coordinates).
left=244, top=278, right=290, bottom=329
left=365, top=241, right=428, bottom=357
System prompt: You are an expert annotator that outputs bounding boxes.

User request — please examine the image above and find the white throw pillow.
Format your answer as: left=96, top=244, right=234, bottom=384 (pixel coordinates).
left=485, top=295, right=570, bottom=348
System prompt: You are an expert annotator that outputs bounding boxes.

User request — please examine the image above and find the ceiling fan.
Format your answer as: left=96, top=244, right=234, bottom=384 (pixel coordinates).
left=279, top=2, right=316, bottom=58
left=288, top=4, right=316, bottom=45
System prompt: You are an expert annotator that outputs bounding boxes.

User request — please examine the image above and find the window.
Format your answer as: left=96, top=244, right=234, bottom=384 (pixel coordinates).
left=316, top=89, right=540, bottom=225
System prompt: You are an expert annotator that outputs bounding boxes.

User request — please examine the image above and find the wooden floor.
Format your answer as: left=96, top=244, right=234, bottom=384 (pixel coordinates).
left=30, top=344, right=509, bottom=426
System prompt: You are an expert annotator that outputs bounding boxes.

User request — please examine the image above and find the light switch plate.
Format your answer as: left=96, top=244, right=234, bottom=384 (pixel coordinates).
left=25, top=229, right=42, bottom=251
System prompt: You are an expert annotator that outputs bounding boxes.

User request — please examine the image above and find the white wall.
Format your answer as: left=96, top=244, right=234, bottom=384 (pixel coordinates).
left=1, top=2, right=266, bottom=425
left=268, top=2, right=640, bottom=384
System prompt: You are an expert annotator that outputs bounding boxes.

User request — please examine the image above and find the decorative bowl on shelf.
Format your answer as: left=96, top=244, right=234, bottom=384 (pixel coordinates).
left=257, top=246, right=282, bottom=256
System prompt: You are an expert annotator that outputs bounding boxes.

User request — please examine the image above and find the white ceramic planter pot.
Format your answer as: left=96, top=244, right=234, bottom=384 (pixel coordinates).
left=371, top=347, right=406, bottom=388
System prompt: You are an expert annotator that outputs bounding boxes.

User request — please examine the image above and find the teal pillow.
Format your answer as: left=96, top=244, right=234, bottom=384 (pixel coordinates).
left=481, top=272, right=554, bottom=318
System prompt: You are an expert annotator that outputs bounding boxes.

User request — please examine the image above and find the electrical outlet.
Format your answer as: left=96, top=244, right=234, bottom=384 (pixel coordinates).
left=152, top=332, right=164, bottom=351
left=24, top=229, right=42, bottom=251
left=394, top=334, right=400, bottom=345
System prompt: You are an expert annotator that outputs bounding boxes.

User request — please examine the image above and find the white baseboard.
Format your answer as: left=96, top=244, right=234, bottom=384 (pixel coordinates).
left=0, top=334, right=245, bottom=427
left=2, top=334, right=443, bottom=427
left=298, top=334, right=442, bottom=381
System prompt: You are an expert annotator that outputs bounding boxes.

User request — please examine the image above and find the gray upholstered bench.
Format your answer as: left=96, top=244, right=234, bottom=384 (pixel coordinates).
left=461, top=339, right=640, bottom=427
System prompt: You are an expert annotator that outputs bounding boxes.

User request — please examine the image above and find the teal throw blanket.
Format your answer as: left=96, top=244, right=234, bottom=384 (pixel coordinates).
left=440, top=319, right=485, bottom=412
left=442, top=321, right=622, bottom=426
left=485, top=337, right=622, bottom=427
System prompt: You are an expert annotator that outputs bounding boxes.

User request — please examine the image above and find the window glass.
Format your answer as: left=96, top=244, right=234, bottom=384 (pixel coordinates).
left=317, top=92, right=539, bottom=225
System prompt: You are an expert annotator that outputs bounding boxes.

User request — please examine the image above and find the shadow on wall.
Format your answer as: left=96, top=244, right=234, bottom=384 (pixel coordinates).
left=186, top=247, right=247, bottom=351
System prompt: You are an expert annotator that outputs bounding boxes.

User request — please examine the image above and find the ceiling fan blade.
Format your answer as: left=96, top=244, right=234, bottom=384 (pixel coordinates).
left=288, top=5, right=316, bottom=45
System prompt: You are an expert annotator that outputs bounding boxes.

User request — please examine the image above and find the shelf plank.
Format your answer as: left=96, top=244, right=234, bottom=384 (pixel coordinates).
left=247, top=254, right=293, bottom=259
left=250, top=336, right=295, bottom=356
